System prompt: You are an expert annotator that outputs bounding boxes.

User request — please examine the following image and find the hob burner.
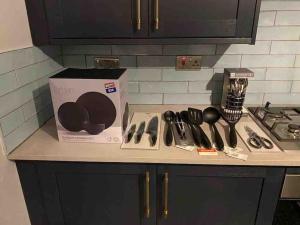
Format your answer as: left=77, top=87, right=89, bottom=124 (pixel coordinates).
left=288, top=124, right=300, bottom=134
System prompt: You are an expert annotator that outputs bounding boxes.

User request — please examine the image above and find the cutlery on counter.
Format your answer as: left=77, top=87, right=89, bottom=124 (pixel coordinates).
left=175, top=112, right=186, bottom=139
left=134, top=121, right=146, bottom=144
left=125, top=124, right=136, bottom=143
left=221, top=108, right=243, bottom=148
left=203, top=107, right=224, bottom=151
left=180, top=110, right=201, bottom=147
left=163, top=111, right=175, bottom=146
left=188, top=108, right=212, bottom=149
left=146, top=116, right=159, bottom=146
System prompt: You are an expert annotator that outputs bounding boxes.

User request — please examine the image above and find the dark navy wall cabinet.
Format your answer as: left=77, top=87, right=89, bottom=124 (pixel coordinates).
left=17, top=162, right=285, bottom=225
left=24, top=0, right=261, bottom=45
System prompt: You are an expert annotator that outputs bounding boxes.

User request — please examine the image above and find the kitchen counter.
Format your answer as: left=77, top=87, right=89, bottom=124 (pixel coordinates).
left=8, top=105, right=300, bottom=166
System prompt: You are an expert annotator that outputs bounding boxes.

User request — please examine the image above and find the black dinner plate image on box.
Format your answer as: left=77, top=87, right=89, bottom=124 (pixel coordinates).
left=77, top=92, right=117, bottom=130
left=58, top=102, right=89, bottom=132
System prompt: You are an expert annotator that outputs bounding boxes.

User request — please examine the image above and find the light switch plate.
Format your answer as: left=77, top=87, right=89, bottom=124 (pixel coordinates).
left=176, top=56, right=202, bottom=70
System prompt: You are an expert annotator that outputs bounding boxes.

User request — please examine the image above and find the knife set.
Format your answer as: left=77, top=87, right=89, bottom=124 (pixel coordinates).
left=121, top=112, right=161, bottom=150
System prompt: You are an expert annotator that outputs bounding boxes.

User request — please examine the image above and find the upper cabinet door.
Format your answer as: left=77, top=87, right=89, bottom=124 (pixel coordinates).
left=149, top=0, right=257, bottom=38
left=44, top=0, right=149, bottom=38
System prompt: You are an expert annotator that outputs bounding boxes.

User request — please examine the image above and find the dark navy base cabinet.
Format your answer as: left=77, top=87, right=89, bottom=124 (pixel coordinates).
left=17, top=162, right=285, bottom=225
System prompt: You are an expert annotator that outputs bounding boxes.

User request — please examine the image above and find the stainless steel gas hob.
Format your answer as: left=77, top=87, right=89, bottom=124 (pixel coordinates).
left=248, top=103, right=300, bottom=151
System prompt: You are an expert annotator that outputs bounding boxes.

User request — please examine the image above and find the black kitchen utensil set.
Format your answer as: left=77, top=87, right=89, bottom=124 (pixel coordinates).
left=163, top=107, right=238, bottom=151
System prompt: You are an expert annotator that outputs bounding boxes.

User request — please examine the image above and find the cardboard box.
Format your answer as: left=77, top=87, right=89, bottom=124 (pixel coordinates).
left=49, top=68, right=128, bottom=143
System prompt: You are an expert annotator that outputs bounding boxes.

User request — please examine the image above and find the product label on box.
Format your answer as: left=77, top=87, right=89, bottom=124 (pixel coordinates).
left=105, top=82, right=117, bottom=93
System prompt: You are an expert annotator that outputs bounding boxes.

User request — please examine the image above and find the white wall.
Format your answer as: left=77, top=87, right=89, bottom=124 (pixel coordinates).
left=0, top=0, right=32, bottom=224
left=0, top=0, right=32, bottom=53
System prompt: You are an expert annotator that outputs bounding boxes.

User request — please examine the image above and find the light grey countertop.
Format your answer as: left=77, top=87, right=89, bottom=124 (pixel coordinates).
left=8, top=105, right=300, bottom=167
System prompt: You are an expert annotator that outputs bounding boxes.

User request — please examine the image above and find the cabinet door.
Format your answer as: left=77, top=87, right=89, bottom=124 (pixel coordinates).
left=36, top=163, right=156, bottom=225
left=44, top=0, right=148, bottom=38
left=156, top=165, right=284, bottom=225
left=149, top=0, right=257, bottom=38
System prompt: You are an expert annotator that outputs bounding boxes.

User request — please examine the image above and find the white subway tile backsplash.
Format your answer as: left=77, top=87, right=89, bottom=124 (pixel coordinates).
left=261, top=1, right=300, bottom=11
left=129, top=93, right=163, bottom=104
left=217, top=41, right=271, bottom=55
left=275, top=11, right=300, bottom=26
left=256, top=27, right=300, bottom=40
left=63, top=55, right=86, bottom=68
left=0, top=51, right=14, bottom=75
left=188, top=81, right=223, bottom=93
left=128, top=82, right=139, bottom=93
left=266, top=68, right=300, bottom=80
left=163, top=45, right=216, bottom=55
left=15, top=64, right=38, bottom=87
left=0, top=46, right=62, bottom=154
left=258, top=11, right=276, bottom=26
left=244, top=93, right=264, bottom=105
left=296, top=55, right=300, bottom=67
left=0, top=109, right=24, bottom=136
left=164, top=94, right=212, bottom=104
left=13, top=48, right=35, bottom=69
left=32, top=46, right=58, bottom=62
left=127, top=68, right=162, bottom=81
left=263, top=93, right=300, bottom=105
left=140, top=82, right=188, bottom=93
left=63, top=45, right=111, bottom=55
left=0, top=91, right=21, bottom=118
left=292, top=81, right=300, bottom=93
left=162, top=69, right=214, bottom=81
left=271, top=41, right=300, bottom=54
left=0, top=71, right=18, bottom=97
left=241, top=55, right=295, bottom=67
left=112, top=45, right=162, bottom=55
left=248, top=68, right=266, bottom=80
left=202, top=55, right=241, bottom=68
left=137, top=56, right=175, bottom=67
left=247, top=80, right=292, bottom=93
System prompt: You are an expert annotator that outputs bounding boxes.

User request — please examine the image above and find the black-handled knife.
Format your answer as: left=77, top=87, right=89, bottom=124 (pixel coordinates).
left=125, top=124, right=136, bottom=143
left=135, top=121, right=146, bottom=144
left=146, top=116, right=159, bottom=146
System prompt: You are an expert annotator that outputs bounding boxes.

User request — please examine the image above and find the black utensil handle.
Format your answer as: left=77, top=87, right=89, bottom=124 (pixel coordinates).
left=198, top=127, right=212, bottom=149
left=212, top=124, right=224, bottom=151
left=190, top=124, right=202, bottom=147
left=149, top=133, right=157, bottom=146
left=229, top=124, right=237, bottom=148
left=165, top=123, right=173, bottom=146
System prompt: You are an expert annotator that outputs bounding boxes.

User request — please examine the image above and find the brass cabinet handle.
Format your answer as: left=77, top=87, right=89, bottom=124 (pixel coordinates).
left=163, top=172, right=168, bottom=218
left=154, top=0, right=159, bottom=30
left=145, top=171, right=150, bottom=218
left=136, top=0, right=141, bottom=30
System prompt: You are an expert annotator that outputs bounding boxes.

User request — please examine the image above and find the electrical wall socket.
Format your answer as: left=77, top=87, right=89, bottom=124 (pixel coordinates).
left=176, top=56, right=202, bottom=70
left=94, top=57, right=120, bottom=69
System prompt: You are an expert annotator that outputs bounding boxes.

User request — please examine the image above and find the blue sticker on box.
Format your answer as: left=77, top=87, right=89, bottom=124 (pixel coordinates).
left=105, top=82, right=117, bottom=93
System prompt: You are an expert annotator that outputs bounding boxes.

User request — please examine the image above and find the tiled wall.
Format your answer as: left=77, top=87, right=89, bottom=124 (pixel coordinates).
left=0, top=46, right=64, bottom=154
left=62, top=1, right=300, bottom=105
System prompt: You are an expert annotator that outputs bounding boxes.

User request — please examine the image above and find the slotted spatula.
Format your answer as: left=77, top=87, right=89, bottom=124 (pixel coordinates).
left=188, top=108, right=212, bottom=149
